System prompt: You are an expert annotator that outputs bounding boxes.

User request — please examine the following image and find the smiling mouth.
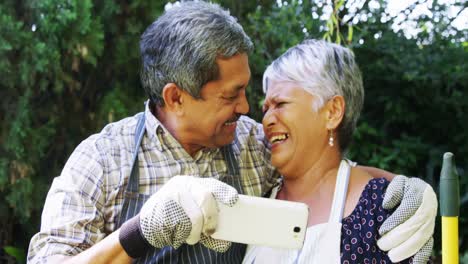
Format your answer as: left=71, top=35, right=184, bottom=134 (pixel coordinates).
left=270, top=133, right=289, bottom=144
left=224, top=121, right=236, bottom=126
left=224, top=115, right=240, bottom=127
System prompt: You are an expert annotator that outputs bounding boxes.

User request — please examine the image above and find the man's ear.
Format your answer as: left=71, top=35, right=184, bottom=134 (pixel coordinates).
left=161, top=83, right=184, bottom=114
left=325, top=95, right=345, bottom=130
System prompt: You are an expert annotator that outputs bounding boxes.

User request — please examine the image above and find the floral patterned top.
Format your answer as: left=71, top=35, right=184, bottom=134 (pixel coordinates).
left=340, top=178, right=413, bottom=264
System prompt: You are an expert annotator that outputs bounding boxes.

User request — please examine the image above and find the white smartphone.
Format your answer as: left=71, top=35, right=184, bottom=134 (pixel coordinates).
left=211, top=194, right=309, bottom=249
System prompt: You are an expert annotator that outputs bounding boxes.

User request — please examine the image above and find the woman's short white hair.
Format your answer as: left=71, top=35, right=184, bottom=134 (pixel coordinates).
left=263, top=39, right=364, bottom=151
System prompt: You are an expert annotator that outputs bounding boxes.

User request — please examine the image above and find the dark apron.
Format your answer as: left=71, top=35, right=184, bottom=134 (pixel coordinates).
left=116, top=111, right=247, bottom=263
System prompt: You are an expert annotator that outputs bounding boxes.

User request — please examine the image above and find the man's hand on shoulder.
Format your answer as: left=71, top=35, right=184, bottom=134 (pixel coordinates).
left=378, top=175, right=437, bottom=263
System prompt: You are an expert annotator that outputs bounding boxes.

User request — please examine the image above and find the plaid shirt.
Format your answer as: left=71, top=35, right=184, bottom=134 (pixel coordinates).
left=28, top=104, right=279, bottom=262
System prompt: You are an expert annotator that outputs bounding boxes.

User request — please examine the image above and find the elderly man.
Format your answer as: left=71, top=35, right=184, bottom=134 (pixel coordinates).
left=28, top=1, right=435, bottom=263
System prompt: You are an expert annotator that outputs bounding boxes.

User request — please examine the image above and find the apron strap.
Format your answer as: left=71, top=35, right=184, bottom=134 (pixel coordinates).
left=221, top=144, right=239, bottom=176
left=116, top=110, right=146, bottom=228
left=220, top=142, right=243, bottom=195
left=126, top=111, right=147, bottom=193
left=328, top=159, right=352, bottom=223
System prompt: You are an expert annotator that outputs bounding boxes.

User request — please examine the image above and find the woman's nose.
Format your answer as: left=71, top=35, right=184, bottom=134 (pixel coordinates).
left=262, top=109, right=276, bottom=128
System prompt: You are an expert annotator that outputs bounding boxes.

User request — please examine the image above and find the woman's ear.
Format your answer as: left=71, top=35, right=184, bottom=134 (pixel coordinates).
left=161, top=83, right=184, bottom=115
left=325, top=95, right=345, bottom=130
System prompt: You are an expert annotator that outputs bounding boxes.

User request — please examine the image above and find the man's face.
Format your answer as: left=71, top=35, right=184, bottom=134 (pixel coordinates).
left=181, top=53, right=251, bottom=152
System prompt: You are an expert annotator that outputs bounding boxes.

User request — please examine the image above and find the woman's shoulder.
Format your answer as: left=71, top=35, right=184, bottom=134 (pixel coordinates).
left=363, top=177, right=391, bottom=198
left=345, top=177, right=391, bottom=222
left=341, top=178, right=395, bottom=262
left=362, top=177, right=391, bottom=205
left=342, top=177, right=393, bottom=237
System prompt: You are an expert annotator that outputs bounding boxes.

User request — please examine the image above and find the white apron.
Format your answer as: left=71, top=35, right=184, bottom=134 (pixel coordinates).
left=242, top=160, right=354, bottom=264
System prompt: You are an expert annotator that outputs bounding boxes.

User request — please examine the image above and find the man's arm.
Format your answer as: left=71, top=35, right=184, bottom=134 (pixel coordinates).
left=43, top=230, right=132, bottom=264
left=377, top=175, right=437, bottom=263
left=359, top=165, right=396, bottom=181
left=29, top=175, right=240, bottom=263
left=28, top=138, right=118, bottom=263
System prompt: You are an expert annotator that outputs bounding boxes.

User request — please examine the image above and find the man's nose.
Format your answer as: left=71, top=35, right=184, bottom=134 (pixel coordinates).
left=235, top=91, right=249, bottom=115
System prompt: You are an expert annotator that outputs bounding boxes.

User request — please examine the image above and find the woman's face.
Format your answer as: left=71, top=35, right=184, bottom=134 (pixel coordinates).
left=262, top=81, right=329, bottom=177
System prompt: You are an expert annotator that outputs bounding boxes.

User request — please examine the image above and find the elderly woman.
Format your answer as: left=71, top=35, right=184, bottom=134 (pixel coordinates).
left=242, top=40, right=419, bottom=263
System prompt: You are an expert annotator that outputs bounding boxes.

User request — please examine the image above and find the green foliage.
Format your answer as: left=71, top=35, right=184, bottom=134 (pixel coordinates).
left=244, top=0, right=323, bottom=120
left=3, top=246, right=26, bottom=263
left=323, top=0, right=347, bottom=44
left=0, top=0, right=467, bottom=262
left=0, top=0, right=164, bottom=258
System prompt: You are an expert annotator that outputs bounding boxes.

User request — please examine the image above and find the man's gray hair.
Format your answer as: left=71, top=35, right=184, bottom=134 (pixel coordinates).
left=140, top=1, right=253, bottom=107
left=263, top=39, right=364, bottom=152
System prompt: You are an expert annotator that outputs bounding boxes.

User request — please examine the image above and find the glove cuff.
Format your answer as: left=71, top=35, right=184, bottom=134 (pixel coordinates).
left=119, top=214, right=152, bottom=258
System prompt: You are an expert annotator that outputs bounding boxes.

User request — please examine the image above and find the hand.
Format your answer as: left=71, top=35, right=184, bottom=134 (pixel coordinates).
left=377, top=175, right=437, bottom=263
left=119, top=176, right=239, bottom=258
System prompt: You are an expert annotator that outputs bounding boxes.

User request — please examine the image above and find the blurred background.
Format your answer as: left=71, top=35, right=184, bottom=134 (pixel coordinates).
left=0, top=0, right=467, bottom=263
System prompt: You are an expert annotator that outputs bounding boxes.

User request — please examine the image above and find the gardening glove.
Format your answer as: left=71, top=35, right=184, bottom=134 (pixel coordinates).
left=377, top=175, right=437, bottom=263
left=119, top=175, right=238, bottom=258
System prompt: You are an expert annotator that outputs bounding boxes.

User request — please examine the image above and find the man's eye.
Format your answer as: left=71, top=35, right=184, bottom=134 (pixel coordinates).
left=224, top=95, right=237, bottom=101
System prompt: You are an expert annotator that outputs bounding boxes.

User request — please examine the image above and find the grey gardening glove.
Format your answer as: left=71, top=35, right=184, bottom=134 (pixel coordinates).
left=377, top=175, right=437, bottom=263
left=119, top=176, right=238, bottom=258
